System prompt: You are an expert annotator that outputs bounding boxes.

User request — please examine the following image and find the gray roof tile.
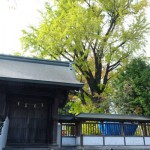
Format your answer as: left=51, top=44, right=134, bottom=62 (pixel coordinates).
left=0, top=54, right=83, bottom=87
left=76, top=113, right=150, bottom=122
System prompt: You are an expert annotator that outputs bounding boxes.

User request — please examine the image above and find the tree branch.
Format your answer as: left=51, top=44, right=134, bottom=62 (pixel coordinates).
left=109, top=60, right=121, bottom=72
left=105, top=14, right=118, bottom=36
left=84, top=0, right=91, bottom=7
left=102, top=63, right=110, bottom=92
left=109, top=53, right=130, bottom=72
left=117, top=41, right=126, bottom=48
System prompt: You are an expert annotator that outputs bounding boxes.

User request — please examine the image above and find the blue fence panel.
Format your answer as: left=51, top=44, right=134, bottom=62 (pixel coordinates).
left=98, top=122, right=138, bottom=136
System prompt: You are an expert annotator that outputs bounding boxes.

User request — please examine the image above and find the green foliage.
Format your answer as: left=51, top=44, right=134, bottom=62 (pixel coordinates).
left=21, top=0, right=149, bottom=113
left=109, top=58, right=150, bottom=115
left=66, top=93, right=106, bottom=114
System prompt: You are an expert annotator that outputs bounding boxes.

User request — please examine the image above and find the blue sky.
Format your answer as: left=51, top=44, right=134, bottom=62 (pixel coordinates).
left=0, top=0, right=149, bottom=56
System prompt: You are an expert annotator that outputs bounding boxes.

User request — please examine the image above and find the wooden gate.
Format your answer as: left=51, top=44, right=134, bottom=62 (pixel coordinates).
left=7, top=100, right=48, bottom=145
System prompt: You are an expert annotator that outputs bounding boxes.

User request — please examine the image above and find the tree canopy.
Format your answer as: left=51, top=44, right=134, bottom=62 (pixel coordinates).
left=21, top=0, right=149, bottom=113
left=109, top=58, right=150, bottom=115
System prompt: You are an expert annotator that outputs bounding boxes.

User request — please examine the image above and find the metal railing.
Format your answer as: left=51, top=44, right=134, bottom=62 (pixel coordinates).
left=61, top=122, right=150, bottom=137
left=81, top=122, right=150, bottom=137
left=82, top=122, right=100, bottom=135
left=61, top=123, right=76, bottom=137
left=61, top=122, right=150, bottom=146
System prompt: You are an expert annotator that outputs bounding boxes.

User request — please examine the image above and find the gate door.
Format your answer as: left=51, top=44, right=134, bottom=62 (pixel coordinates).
left=8, top=100, right=48, bottom=145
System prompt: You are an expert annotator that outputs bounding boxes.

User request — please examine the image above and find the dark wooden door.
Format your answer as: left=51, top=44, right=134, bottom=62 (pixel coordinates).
left=8, top=100, right=48, bottom=145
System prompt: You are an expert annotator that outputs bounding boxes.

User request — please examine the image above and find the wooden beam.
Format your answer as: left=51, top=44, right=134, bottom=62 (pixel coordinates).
left=0, top=88, right=6, bottom=119
left=51, top=97, right=59, bottom=145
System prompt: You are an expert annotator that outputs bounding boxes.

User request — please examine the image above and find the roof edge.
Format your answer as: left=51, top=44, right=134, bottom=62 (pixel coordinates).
left=0, top=54, right=71, bottom=67
left=76, top=113, right=150, bottom=118
left=0, top=77, right=83, bottom=88
left=58, top=113, right=150, bottom=122
left=75, top=113, right=150, bottom=122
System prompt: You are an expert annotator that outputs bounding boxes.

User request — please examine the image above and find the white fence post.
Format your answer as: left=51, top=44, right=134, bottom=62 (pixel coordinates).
left=57, top=123, right=61, bottom=148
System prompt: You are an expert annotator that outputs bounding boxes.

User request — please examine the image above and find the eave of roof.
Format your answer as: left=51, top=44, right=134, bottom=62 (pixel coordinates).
left=58, top=113, right=150, bottom=123
left=76, top=113, right=150, bottom=122
left=0, top=54, right=83, bottom=88
left=0, top=54, right=71, bottom=66
left=58, top=115, right=75, bottom=122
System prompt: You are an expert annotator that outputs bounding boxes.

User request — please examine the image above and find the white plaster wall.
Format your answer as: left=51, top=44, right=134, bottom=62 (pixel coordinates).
left=83, top=136, right=103, bottom=146
left=62, top=137, right=76, bottom=146
left=125, top=137, right=144, bottom=145
left=0, top=117, right=9, bottom=150
left=76, top=136, right=80, bottom=146
left=144, top=137, right=150, bottom=145
left=62, top=136, right=148, bottom=146
left=105, top=137, right=124, bottom=145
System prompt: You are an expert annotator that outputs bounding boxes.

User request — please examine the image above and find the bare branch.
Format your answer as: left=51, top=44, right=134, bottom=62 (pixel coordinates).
left=109, top=53, right=130, bottom=72
left=109, top=60, right=121, bottom=70
left=102, top=63, right=110, bottom=90
left=105, top=14, right=118, bottom=36
left=84, top=0, right=91, bottom=7
left=117, top=41, right=126, bottom=48
left=60, top=53, right=72, bottom=62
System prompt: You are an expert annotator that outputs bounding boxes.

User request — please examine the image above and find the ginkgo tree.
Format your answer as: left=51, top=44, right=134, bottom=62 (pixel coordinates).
left=21, top=0, right=149, bottom=113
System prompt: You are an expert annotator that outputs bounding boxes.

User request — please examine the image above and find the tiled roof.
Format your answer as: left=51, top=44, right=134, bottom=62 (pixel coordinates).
left=0, top=54, right=83, bottom=87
